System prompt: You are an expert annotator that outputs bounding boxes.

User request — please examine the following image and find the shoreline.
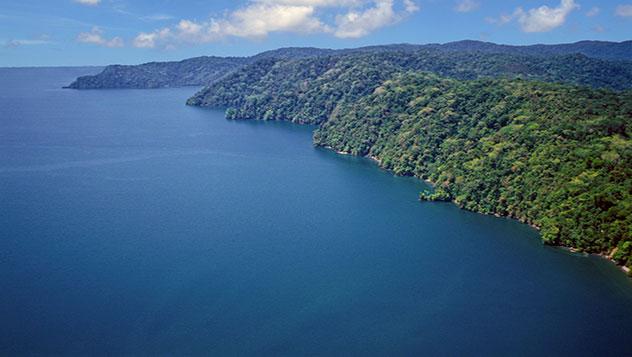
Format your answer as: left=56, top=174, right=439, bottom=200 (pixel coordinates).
left=321, top=144, right=631, bottom=277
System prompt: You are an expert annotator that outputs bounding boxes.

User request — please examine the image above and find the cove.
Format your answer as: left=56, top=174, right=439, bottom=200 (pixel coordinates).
left=1, top=68, right=632, bottom=355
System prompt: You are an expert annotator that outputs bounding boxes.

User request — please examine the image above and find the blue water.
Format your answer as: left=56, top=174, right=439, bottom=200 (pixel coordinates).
left=1, top=67, right=632, bottom=356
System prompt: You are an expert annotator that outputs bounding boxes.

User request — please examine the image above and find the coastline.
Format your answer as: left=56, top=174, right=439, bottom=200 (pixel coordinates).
left=320, top=144, right=631, bottom=277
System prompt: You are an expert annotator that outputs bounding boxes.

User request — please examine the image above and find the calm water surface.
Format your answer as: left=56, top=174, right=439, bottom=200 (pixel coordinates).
left=1, top=68, right=632, bottom=355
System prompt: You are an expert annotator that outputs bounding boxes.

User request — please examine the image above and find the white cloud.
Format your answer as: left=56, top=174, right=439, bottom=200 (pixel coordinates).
left=77, top=27, right=124, bottom=47
left=219, top=3, right=329, bottom=38
left=615, top=4, right=632, bottom=17
left=586, top=6, right=600, bottom=17
left=455, top=0, right=479, bottom=13
left=335, top=0, right=416, bottom=38
left=132, top=31, right=162, bottom=48
left=488, top=0, right=578, bottom=33
left=256, top=0, right=361, bottom=5
left=133, top=0, right=419, bottom=48
left=516, top=0, right=578, bottom=32
left=74, top=0, right=100, bottom=6
left=134, top=5, right=328, bottom=48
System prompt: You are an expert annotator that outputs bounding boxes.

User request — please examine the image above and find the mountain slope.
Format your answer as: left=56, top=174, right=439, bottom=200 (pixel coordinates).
left=64, top=47, right=338, bottom=89
left=65, top=56, right=248, bottom=89
left=65, top=40, right=632, bottom=89
left=187, top=50, right=632, bottom=119
left=437, top=40, right=632, bottom=61
left=314, top=73, right=632, bottom=271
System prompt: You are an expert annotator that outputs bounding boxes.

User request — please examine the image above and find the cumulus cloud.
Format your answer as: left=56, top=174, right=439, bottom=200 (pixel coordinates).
left=133, top=0, right=419, bottom=48
left=616, top=4, right=632, bottom=17
left=335, top=0, right=418, bottom=38
left=455, top=0, right=480, bottom=13
left=74, top=0, right=100, bottom=6
left=77, top=27, right=124, bottom=47
left=488, top=0, right=578, bottom=33
left=134, top=5, right=327, bottom=48
left=515, top=0, right=578, bottom=32
left=219, top=3, right=329, bottom=37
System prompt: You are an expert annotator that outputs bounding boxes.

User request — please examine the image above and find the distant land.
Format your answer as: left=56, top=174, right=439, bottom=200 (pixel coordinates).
left=65, top=40, right=632, bottom=90
left=65, top=39, right=632, bottom=274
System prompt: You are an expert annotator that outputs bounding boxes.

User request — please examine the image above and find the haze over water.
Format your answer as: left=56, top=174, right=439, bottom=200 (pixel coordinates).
left=1, top=68, right=631, bottom=355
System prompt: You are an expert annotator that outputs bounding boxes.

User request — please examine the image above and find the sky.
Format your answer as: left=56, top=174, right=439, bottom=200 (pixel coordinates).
left=0, top=0, right=630, bottom=67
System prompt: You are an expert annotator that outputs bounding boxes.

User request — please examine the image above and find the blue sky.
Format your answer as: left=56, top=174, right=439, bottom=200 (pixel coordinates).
left=0, top=0, right=630, bottom=66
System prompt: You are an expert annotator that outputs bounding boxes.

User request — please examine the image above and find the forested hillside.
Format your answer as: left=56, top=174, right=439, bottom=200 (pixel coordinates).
left=65, top=56, right=249, bottom=89
left=65, top=47, right=337, bottom=89
left=315, top=74, right=632, bottom=271
left=436, top=40, right=632, bottom=61
left=66, top=40, right=632, bottom=89
left=188, top=50, right=632, bottom=115
left=188, top=54, right=632, bottom=272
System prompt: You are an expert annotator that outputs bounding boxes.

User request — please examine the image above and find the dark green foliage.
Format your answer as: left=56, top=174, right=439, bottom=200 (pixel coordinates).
left=189, top=51, right=632, bottom=117
left=67, top=40, right=632, bottom=90
left=436, top=39, right=632, bottom=61
left=65, top=47, right=339, bottom=89
left=65, top=56, right=250, bottom=89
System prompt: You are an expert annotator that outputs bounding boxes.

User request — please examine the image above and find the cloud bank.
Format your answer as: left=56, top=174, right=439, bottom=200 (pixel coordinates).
left=488, top=0, right=579, bottom=33
left=132, top=0, right=419, bottom=49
